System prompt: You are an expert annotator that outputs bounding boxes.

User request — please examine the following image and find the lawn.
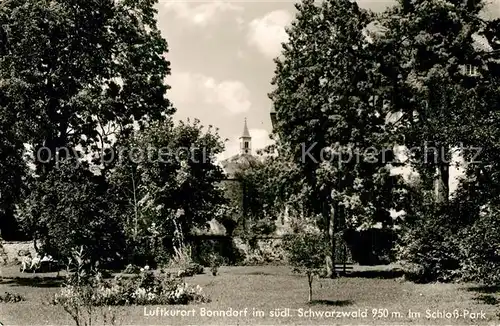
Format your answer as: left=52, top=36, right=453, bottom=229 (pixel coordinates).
left=0, top=264, right=498, bottom=325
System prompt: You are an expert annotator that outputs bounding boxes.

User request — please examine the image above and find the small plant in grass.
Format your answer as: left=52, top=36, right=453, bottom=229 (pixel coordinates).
left=283, top=232, right=328, bottom=303
left=170, top=244, right=204, bottom=277
left=170, top=244, right=193, bottom=267
left=0, top=292, right=26, bottom=303
left=208, top=253, right=224, bottom=276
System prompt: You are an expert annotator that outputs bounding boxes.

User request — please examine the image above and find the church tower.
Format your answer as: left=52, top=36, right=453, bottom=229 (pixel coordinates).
left=239, top=118, right=252, bottom=155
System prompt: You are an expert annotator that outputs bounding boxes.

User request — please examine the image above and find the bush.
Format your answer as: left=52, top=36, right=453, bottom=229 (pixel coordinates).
left=396, top=213, right=462, bottom=283
left=17, top=162, right=126, bottom=267
left=0, top=292, right=26, bottom=303
left=168, top=244, right=204, bottom=277
left=52, top=248, right=209, bottom=313
left=207, top=253, right=224, bottom=276
left=92, top=267, right=208, bottom=305
left=177, top=264, right=204, bottom=277
left=122, top=264, right=141, bottom=274
left=458, top=210, right=500, bottom=285
left=122, top=234, right=169, bottom=270
left=397, top=202, right=500, bottom=284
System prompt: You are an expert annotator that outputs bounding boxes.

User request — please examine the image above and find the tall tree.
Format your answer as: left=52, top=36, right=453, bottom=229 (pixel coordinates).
left=377, top=0, right=500, bottom=282
left=0, top=0, right=174, bottom=173
left=269, top=0, right=402, bottom=277
left=377, top=0, right=490, bottom=204
left=2, top=0, right=174, bottom=258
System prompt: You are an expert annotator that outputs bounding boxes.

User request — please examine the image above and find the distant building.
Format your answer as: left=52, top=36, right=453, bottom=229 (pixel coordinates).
left=220, top=118, right=259, bottom=178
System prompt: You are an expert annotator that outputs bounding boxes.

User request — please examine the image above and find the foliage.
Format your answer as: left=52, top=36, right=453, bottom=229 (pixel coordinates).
left=207, top=253, right=224, bottom=276
left=233, top=157, right=282, bottom=222
left=88, top=266, right=208, bottom=306
left=0, top=117, right=26, bottom=238
left=458, top=207, right=500, bottom=285
left=221, top=156, right=280, bottom=238
left=0, top=292, right=26, bottom=303
left=168, top=244, right=204, bottom=276
left=374, top=0, right=500, bottom=282
left=122, top=264, right=141, bottom=274
left=51, top=247, right=123, bottom=326
left=269, top=0, right=405, bottom=277
left=2, top=0, right=176, bottom=268
left=283, top=231, right=329, bottom=302
left=396, top=216, right=462, bottom=283
left=52, top=247, right=209, bottom=326
left=170, top=244, right=194, bottom=268
left=0, top=0, right=173, bottom=174
left=189, top=237, right=245, bottom=266
left=108, top=120, right=226, bottom=265
left=268, top=0, right=500, bottom=284
left=17, top=161, right=125, bottom=266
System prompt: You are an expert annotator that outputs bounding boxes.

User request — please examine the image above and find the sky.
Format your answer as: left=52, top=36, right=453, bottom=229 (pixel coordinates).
left=157, top=0, right=500, bottom=161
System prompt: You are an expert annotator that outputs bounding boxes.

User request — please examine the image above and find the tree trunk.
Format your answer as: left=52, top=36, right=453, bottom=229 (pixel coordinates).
left=307, top=273, right=313, bottom=303
left=323, top=201, right=333, bottom=278
left=330, top=202, right=338, bottom=278
left=323, top=200, right=338, bottom=278
left=131, top=168, right=138, bottom=240
left=434, top=145, right=450, bottom=205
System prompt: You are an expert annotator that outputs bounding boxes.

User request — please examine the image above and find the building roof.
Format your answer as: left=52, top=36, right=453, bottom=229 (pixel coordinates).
left=220, top=153, right=259, bottom=178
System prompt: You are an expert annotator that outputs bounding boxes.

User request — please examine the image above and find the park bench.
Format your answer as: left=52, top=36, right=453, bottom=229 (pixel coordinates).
left=334, top=262, right=354, bottom=274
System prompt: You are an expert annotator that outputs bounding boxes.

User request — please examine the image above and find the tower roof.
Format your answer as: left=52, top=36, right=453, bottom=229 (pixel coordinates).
left=239, top=118, right=251, bottom=139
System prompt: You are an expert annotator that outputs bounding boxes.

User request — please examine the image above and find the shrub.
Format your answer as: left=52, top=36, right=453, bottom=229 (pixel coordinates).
left=396, top=214, right=462, bottom=283
left=52, top=247, right=209, bottom=315
left=122, top=264, right=141, bottom=274
left=17, top=162, right=126, bottom=267
left=207, top=253, right=224, bottom=276
left=91, top=267, right=208, bottom=306
left=177, top=264, right=204, bottom=277
left=50, top=247, right=111, bottom=326
left=170, top=245, right=194, bottom=267
left=283, top=231, right=328, bottom=302
left=169, top=244, right=204, bottom=277
left=249, top=219, right=277, bottom=236
left=0, top=292, right=26, bottom=303
left=458, top=210, right=500, bottom=285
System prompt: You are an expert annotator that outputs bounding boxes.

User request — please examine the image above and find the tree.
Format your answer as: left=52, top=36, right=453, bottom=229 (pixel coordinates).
left=377, top=0, right=489, bottom=204
left=17, top=160, right=125, bottom=266
left=0, top=112, right=26, bottom=240
left=1, top=0, right=174, bottom=260
left=0, top=0, right=173, bottom=172
left=376, top=0, right=500, bottom=282
left=269, top=0, right=402, bottom=277
left=283, top=231, right=328, bottom=303
left=108, top=119, right=227, bottom=264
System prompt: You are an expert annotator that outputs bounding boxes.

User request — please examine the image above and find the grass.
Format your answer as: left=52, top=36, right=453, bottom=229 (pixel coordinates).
left=0, top=264, right=499, bottom=325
